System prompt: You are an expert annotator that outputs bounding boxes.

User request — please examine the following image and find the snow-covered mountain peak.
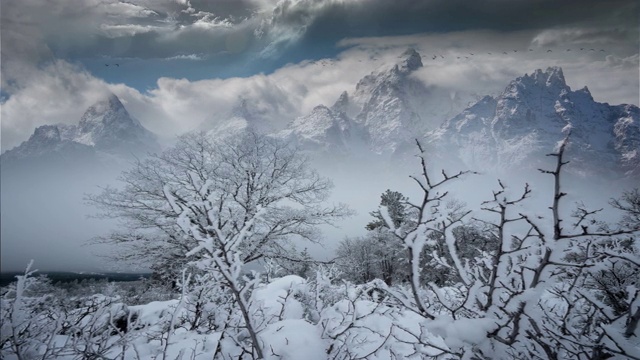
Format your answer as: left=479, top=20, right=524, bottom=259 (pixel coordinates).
left=428, top=67, right=639, bottom=178
left=83, top=93, right=122, bottom=114
left=79, top=94, right=134, bottom=131
left=83, top=95, right=152, bottom=150
left=354, top=48, right=424, bottom=100
left=331, top=91, right=350, bottom=114
left=505, top=67, right=570, bottom=100
left=2, top=94, right=157, bottom=165
left=395, top=48, right=423, bottom=73
left=273, top=98, right=367, bottom=156
left=349, top=48, right=436, bottom=153
left=32, top=124, right=62, bottom=142
left=76, top=93, right=152, bottom=150
left=533, top=66, right=565, bottom=87
left=573, top=86, right=595, bottom=103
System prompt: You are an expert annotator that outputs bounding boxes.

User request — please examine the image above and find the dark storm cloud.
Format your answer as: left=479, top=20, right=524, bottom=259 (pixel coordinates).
left=530, top=27, right=636, bottom=48
left=58, top=25, right=255, bottom=60
left=253, top=0, right=639, bottom=71
left=180, top=0, right=258, bottom=21
left=295, top=0, right=638, bottom=46
left=0, top=0, right=258, bottom=63
left=4, top=0, right=637, bottom=67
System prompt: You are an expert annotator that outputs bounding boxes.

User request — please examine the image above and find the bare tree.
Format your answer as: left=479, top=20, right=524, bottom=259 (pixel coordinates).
left=373, top=140, right=474, bottom=319
left=610, top=188, right=640, bottom=231
left=368, top=136, right=640, bottom=359
left=89, top=131, right=350, bottom=358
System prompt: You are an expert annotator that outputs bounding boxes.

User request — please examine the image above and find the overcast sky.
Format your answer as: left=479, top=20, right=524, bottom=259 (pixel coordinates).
left=1, top=0, right=638, bottom=152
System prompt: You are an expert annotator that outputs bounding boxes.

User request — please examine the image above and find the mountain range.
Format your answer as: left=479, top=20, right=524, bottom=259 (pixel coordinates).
left=2, top=49, right=638, bottom=179
left=273, top=49, right=639, bottom=178
left=274, top=48, right=472, bottom=157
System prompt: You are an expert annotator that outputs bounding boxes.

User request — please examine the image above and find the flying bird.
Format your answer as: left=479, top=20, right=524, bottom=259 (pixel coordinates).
left=513, top=50, right=517, bottom=52
left=440, top=55, right=444, bottom=59
left=503, top=51, right=508, bottom=55
left=105, top=64, right=109, bottom=67
left=115, top=64, right=119, bottom=67
left=566, top=49, right=571, bottom=51
left=469, top=53, right=474, bottom=56
left=529, top=49, right=533, bottom=51
left=487, top=52, right=492, bottom=55
left=600, top=49, right=605, bottom=52
left=580, top=48, right=584, bottom=50
left=547, top=49, right=552, bottom=52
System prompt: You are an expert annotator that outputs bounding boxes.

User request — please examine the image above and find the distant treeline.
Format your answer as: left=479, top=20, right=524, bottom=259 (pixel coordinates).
left=0, top=272, right=151, bottom=287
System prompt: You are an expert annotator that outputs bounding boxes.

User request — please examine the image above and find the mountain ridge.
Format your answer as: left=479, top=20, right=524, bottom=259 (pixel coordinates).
left=274, top=52, right=638, bottom=178
left=1, top=93, right=158, bottom=166
left=426, top=66, right=639, bottom=177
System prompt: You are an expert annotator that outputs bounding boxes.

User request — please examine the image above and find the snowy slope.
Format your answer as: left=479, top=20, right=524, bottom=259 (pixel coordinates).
left=0, top=124, right=96, bottom=164
left=427, top=67, right=640, bottom=177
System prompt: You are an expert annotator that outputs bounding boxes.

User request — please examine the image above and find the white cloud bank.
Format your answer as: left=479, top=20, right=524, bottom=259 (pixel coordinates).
left=2, top=29, right=638, bottom=152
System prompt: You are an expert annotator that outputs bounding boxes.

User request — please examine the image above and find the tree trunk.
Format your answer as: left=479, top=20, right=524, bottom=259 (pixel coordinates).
left=231, top=285, right=264, bottom=359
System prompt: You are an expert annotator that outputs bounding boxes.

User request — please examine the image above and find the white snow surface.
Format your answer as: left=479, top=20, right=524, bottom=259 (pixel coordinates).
left=252, top=275, right=307, bottom=323
left=261, top=319, right=326, bottom=360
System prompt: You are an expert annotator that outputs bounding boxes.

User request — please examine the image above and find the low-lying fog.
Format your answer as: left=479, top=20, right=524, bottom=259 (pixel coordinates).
left=0, top=147, right=632, bottom=273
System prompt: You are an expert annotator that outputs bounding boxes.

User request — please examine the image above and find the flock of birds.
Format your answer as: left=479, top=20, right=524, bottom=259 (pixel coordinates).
left=311, top=59, right=337, bottom=67
left=105, top=48, right=609, bottom=69
left=304, top=47, right=609, bottom=67
left=427, top=48, right=607, bottom=61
